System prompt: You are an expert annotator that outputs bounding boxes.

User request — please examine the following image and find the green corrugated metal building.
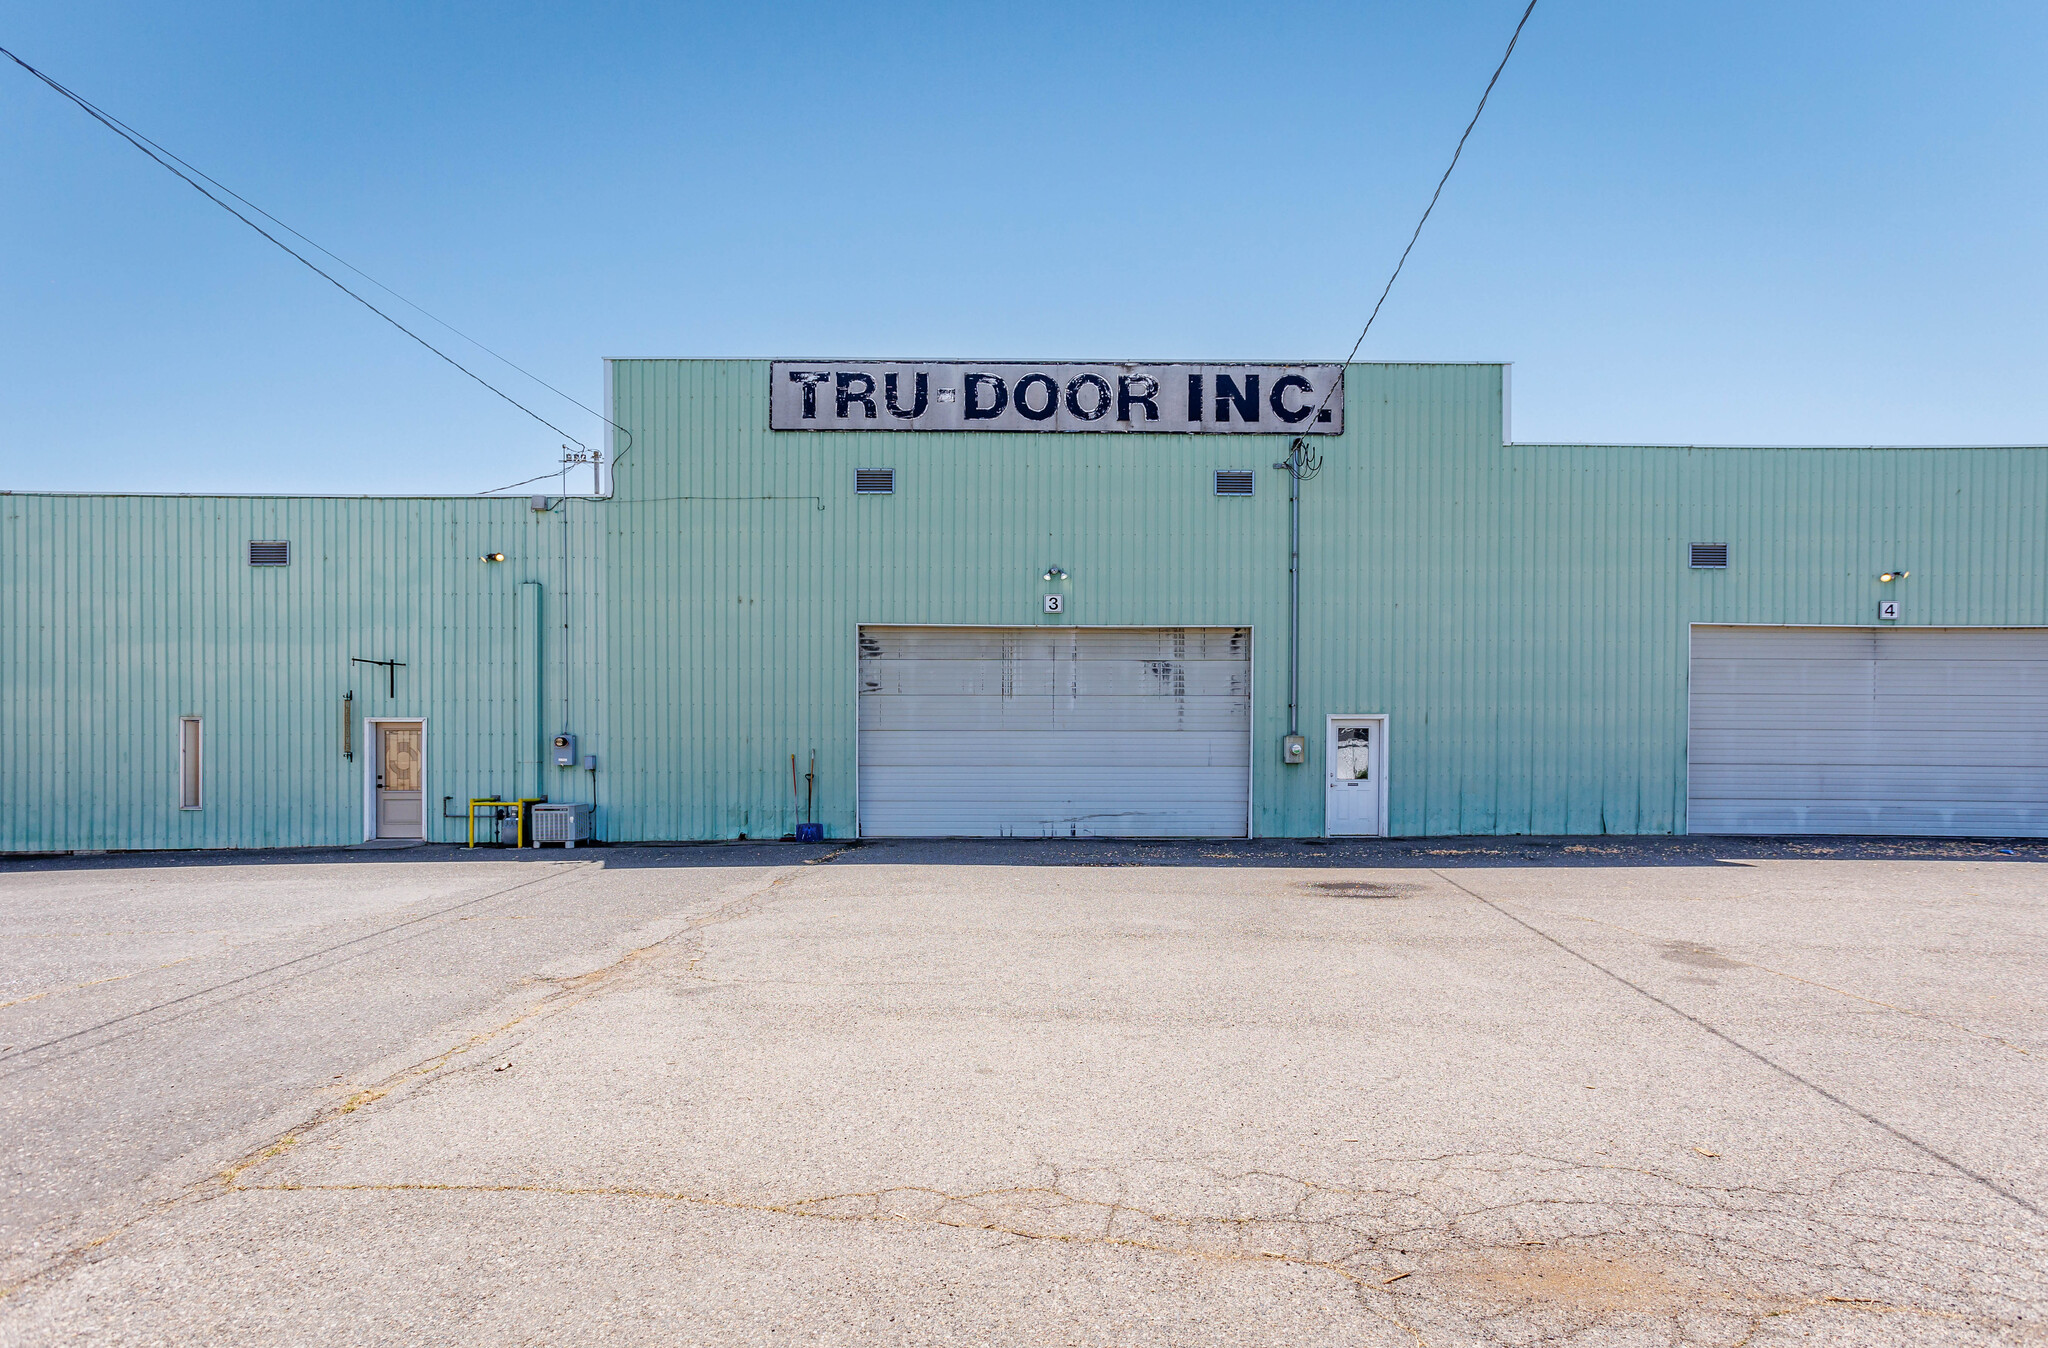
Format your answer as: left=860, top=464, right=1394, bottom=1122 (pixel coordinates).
left=6, top=359, right=2045, bottom=852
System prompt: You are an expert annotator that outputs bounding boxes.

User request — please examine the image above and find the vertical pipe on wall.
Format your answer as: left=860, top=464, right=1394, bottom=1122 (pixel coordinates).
left=1287, top=449, right=1301, bottom=739
left=519, top=581, right=544, bottom=801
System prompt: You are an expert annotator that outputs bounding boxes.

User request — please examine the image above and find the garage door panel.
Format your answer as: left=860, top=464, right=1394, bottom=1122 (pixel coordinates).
left=859, top=695, right=1250, bottom=733
left=1690, top=728, right=2048, bottom=766
left=1878, top=630, right=2048, bottom=659
left=859, top=626, right=1250, bottom=837
left=1689, top=626, right=2048, bottom=837
left=859, top=731, right=1251, bottom=767
left=1687, top=801, right=2048, bottom=835
left=1689, top=764, right=2048, bottom=804
left=1688, top=660, right=1878, bottom=697
left=1877, top=662, right=2048, bottom=692
left=860, top=661, right=1059, bottom=698
left=859, top=627, right=1250, bottom=661
left=860, top=657, right=1248, bottom=699
left=860, top=770, right=1248, bottom=802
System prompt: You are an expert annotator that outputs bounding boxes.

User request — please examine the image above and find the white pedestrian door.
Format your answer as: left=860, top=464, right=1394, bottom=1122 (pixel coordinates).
left=376, top=723, right=424, bottom=839
left=1325, top=719, right=1383, bottom=836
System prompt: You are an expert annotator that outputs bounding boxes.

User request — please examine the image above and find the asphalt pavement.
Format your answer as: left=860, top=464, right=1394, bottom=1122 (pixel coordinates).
left=1, top=836, right=2042, bottom=1346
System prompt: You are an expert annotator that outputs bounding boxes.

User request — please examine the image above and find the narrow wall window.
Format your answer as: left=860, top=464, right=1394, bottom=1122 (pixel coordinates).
left=179, top=717, right=203, bottom=810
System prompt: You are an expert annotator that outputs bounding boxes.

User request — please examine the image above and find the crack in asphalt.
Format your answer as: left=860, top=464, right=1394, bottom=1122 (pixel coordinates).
left=0, top=848, right=859, bottom=1302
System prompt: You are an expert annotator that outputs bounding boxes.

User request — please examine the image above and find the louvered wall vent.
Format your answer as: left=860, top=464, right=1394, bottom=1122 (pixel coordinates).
left=248, top=540, right=290, bottom=567
left=1689, top=542, right=1728, bottom=569
left=1214, top=470, right=1256, bottom=496
left=855, top=468, right=894, bottom=494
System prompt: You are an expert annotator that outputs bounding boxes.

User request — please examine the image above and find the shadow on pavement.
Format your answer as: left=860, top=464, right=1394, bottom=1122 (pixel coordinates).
left=6, top=835, right=2043, bottom=874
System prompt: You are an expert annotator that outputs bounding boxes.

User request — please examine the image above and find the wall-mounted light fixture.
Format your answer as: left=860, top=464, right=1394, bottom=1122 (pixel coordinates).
left=1042, top=564, right=1068, bottom=582
left=482, top=552, right=506, bottom=563
left=1878, top=570, right=1909, bottom=582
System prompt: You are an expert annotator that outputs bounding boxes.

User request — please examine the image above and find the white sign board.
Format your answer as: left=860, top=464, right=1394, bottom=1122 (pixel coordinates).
left=771, top=362, right=1343, bottom=434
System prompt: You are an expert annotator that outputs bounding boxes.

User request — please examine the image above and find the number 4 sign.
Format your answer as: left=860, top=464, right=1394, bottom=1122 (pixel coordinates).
left=1878, top=600, right=1900, bottom=621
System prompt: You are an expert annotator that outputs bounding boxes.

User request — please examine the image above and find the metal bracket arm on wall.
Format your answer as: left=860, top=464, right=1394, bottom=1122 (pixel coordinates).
left=351, top=656, right=406, bottom=698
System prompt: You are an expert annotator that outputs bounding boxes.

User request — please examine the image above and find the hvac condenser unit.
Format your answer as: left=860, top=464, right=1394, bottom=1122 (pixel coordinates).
left=529, top=803, right=592, bottom=847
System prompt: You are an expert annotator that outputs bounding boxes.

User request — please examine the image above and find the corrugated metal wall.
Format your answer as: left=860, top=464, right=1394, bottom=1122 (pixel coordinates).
left=6, top=361, right=2045, bottom=850
left=601, top=360, right=2048, bottom=841
left=1, top=493, right=607, bottom=851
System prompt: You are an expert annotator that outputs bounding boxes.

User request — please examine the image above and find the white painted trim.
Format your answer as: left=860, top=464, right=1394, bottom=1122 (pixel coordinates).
left=854, top=622, right=1256, bottom=840
left=1323, top=714, right=1390, bottom=838
left=362, top=717, right=428, bottom=842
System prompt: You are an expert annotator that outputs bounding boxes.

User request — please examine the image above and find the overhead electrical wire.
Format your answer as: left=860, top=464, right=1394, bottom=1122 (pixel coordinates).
left=478, top=469, right=572, bottom=496
left=0, top=43, right=630, bottom=465
left=1301, top=0, right=1541, bottom=429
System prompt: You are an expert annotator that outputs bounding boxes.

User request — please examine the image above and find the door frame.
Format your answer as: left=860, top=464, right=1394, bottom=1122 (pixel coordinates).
left=1323, top=714, right=1390, bottom=838
left=362, top=717, right=428, bottom=841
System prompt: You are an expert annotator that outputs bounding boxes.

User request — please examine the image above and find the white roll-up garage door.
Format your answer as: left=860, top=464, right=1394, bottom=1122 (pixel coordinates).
left=1688, top=626, right=2048, bottom=837
left=858, top=626, right=1251, bottom=837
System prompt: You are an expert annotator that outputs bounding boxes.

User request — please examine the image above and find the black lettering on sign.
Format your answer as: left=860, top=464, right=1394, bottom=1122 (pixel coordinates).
left=964, top=373, right=1008, bottom=419
left=1187, top=373, right=1203, bottom=421
left=788, top=370, right=832, bottom=418
left=1214, top=374, right=1259, bottom=423
left=1269, top=374, right=1313, bottom=424
left=1065, top=374, right=1112, bottom=421
left=885, top=372, right=928, bottom=418
left=836, top=372, right=877, bottom=419
left=1117, top=375, right=1160, bottom=422
left=1013, top=373, right=1059, bottom=421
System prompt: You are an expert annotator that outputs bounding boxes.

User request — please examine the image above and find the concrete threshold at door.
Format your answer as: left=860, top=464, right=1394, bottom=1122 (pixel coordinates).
left=350, top=840, right=428, bottom=851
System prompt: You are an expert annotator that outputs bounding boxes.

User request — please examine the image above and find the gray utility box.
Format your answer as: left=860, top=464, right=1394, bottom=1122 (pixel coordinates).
left=530, top=803, right=592, bottom=847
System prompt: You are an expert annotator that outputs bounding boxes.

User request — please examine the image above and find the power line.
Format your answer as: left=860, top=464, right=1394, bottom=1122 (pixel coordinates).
left=1308, top=0, right=1541, bottom=425
left=1, top=43, right=619, bottom=453
left=479, top=469, right=568, bottom=495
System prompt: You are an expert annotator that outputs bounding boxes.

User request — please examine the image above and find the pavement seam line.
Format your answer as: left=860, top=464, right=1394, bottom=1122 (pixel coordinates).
left=0, top=863, right=596, bottom=1073
left=1429, top=868, right=2046, bottom=1223
left=1505, top=900, right=2036, bottom=1060
left=0, top=855, right=848, bottom=1303
left=219, top=849, right=857, bottom=1183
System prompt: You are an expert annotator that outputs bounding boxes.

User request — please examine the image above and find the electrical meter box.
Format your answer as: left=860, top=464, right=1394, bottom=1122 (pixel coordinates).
left=552, top=733, right=577, bottom=767
left=1281, top=734, right=1306, bottom=765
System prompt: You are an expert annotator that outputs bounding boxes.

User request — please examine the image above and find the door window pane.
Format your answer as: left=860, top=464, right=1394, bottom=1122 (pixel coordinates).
left=1334, top=725, right=1370, bottom=780
left=383, top=727, right=422, bottom=792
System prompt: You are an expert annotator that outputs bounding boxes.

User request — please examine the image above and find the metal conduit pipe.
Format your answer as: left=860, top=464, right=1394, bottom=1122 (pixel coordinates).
left=1274, top=436, right=1320, bottom=765
left=1287, top=447, right=1301, bottom=740
left=519, top=581, right=544, bottom=802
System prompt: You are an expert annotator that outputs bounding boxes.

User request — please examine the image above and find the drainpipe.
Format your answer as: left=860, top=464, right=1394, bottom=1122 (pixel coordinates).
left=519, top=581, right=544, bottom=801
left=1287, top=451, right=1301, bottom=740
left=1274, top=438, right=1315, bottom=767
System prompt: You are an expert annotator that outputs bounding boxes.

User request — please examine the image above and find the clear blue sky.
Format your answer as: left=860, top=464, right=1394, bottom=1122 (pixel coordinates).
left=4, top=1, right=2044, bottom=494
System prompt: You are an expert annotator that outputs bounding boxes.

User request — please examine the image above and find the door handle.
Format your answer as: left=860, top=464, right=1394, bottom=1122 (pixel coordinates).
left=376, top=777, right=385, bottom=788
